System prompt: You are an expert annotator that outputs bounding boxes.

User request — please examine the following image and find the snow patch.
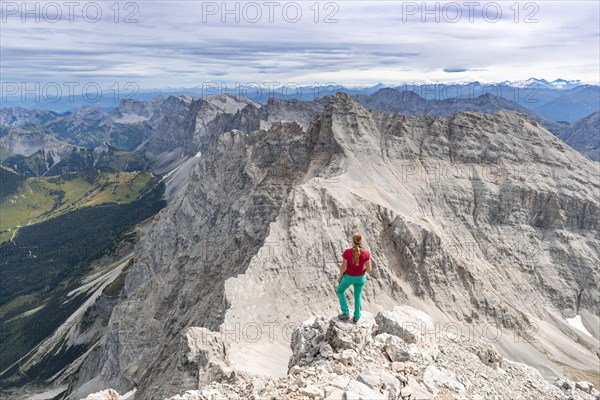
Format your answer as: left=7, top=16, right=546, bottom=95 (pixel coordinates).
left=566, top=315, right=592, bottom=337
left=122, top=388, right=137, bottom=399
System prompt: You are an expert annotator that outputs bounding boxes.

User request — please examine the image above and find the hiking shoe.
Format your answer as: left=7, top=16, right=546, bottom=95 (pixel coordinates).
left=337, top=313, right=350, bottom=321
left=352, top=317, right=359, bottom=324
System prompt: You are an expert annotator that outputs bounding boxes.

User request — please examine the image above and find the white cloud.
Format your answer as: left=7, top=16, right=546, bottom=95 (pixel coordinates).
left=0, top=0, right=598, bottom=88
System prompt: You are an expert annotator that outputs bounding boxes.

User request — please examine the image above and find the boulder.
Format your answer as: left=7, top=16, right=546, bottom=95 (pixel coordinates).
left=81, top=389, right=123, bottom=400
left=298, top=384, right=325, bottom=398
left=344, top=379, right=387, bottom=400
left=288, top=316, right=328, bottom=369
left=375, top=306, right=435, bottom=345
left=180, top=327, right=233, bottom=387
left=289, top=312, right=376, bottom=370
left=339, top=349, right=357, bottom=366
left=356, top=365, right=401, bottom=396
left=555, top=377, right=573, bottom=390
left=325, top=311, right=376, bottom=351
left=468, top=343, right=503, bottom=369
left=382, top=334, right=411, bottom=362
left=422, top=365, right=466, bottom=394
left=575, top=381, right=594, bottom=394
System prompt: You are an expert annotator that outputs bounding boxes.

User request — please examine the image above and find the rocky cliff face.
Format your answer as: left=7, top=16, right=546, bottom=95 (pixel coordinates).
left=0, top=129, right=75, bottom=159
left=141, top=94, right=326, bottom=173
left=110, top=97, right=166, bottom=124
left=67, top=93, right=599, bottom=399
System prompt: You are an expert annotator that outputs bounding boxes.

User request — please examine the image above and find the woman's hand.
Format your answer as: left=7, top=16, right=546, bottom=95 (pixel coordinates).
left=338, top=259, right=347, bottom=283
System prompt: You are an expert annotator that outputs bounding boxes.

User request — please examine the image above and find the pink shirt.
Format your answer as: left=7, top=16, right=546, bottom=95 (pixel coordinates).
left=342, top=248, right=371, bottom=276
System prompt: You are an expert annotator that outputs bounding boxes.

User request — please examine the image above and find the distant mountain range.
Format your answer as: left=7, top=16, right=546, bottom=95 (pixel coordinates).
left=2, top=78, right=598, bottom=123
left=2, top=87, right=597, bottom=167
left=353, top=89, right=566, bottom=134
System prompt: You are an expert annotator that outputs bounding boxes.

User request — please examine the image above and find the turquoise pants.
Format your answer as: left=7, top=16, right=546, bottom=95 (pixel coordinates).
left=336, top=273, right=367, bottom=319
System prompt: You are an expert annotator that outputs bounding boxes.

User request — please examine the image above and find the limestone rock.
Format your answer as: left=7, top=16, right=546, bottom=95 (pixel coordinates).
left=180, top=327, right=233, bottom=387
left=298, top=384, right=324, bottom=398
left=375, top=306, right=435, bottom=345
left=381, top=334, right=410, bottom=362
left=344, top=379, right=387, bottom=400
left=468, top=342, right=504, bottom=369
left=81, top=389, right=123, bottom=400
left=325, top=312, right=376, bottom=351
left=576, top=381, right=594, bottom=394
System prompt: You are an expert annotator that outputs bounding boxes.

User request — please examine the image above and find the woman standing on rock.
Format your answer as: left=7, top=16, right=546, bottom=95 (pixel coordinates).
left=336, top=232, right=372, bottom=324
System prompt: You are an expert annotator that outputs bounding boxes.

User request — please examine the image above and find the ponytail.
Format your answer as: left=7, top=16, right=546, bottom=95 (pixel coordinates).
left=352, top=232, right=363, bottom=265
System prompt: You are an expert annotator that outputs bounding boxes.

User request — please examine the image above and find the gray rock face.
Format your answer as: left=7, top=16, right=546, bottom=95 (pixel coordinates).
left=559, top=110, right=600, bottom=161
left=143, top=94, right=326, bottom=173
left=143, top=94, right=197, bottom=157
left=1, top=95, right=327, bottom=176
left=0, top=129, right=75, bottom=159
left=144, top=326, right=234, bottom=394
left=67, top=92, right=599, bottom=398
left=110, top=97, right=165, bottom=123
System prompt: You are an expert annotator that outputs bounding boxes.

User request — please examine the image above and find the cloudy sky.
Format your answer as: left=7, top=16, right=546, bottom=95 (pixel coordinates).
left=1, top=0, right=599, bottom=90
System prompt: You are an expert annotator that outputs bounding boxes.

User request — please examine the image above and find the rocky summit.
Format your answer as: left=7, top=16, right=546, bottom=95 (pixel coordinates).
left=83, top=306, right=599, bottom=400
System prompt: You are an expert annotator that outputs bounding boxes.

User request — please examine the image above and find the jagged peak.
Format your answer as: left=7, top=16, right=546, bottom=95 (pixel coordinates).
left=334, top=91, right=353, bottom=102
left=326, top=91, right=366, bottom=109
left=265, top=119, right=304, bottom=132
left=164, top=94, right=194, bottom=104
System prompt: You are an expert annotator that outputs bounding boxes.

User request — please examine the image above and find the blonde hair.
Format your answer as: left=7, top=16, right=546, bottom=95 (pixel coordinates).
left=352, top=232, right=363, bottom=265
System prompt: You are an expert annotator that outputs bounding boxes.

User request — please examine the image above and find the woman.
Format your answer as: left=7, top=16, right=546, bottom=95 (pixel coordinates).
left=336, top=232, right=372, bottom=324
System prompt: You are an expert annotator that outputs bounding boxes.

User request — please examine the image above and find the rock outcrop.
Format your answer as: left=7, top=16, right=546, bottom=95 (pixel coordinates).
left=155, top=306, right=599, bottom=400
left=81, top=389, right=123, bottom=400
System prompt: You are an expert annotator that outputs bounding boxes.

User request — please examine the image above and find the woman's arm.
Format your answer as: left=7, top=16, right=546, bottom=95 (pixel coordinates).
left=337, top=259, right=347, bottom=283
left=365, top=259, right=372, bottom=273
